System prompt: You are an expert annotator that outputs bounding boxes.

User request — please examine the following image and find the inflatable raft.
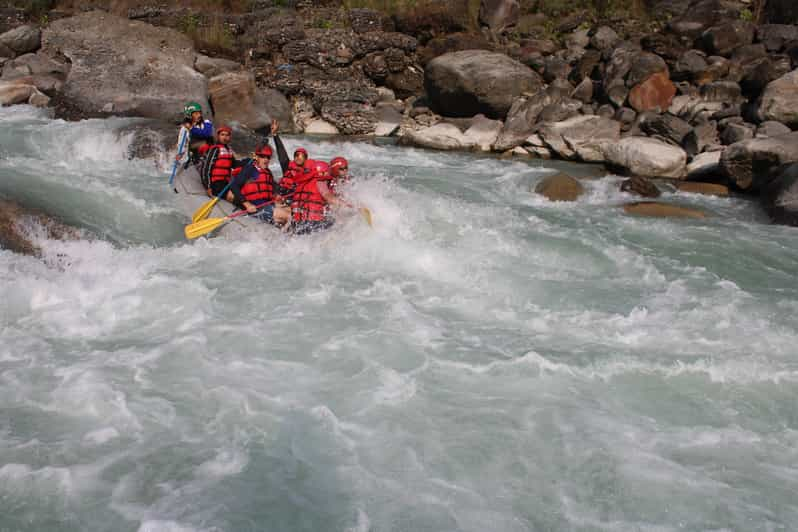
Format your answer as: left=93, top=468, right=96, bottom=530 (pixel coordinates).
left=173, top=164, right=272, bottom=238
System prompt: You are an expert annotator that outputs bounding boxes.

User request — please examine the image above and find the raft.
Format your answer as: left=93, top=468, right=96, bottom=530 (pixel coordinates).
left=173, top=164, right=272, bottom=238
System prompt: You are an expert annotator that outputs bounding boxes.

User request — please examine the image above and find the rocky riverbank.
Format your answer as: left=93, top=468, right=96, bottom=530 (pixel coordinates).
left=1, top=0, right=797, bottom=225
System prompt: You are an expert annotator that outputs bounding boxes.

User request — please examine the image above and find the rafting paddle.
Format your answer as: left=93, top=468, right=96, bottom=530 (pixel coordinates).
left=169, top=127, right=189, bottom=189
left=184, top=207, right=254, bottom=240
left=359, top=207, right=373, bottom=227
left=191, top=180, right=232, bottom=223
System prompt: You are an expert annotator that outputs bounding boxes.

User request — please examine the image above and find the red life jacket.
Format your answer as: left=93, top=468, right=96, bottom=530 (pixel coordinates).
left=281, top=160, right=314, bottom=193
left=209, top=144, right=234, bottom=185
left=291, top=161, right=333, bottom=222
left=241, top=166, right=275, bottom=204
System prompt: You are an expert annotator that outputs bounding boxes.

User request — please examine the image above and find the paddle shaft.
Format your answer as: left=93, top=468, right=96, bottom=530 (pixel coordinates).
left=169, top=128, right=189, bottom=186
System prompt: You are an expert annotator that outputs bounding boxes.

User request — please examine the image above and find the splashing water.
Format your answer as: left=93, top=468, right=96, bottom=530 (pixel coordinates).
left=2, top=105, right=798, bottom=531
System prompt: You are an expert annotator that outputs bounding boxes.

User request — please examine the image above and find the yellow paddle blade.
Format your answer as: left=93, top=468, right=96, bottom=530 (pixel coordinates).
left=184, top=216, right=228, bottom=240
left=192, top=196, right=219, bottom=223
left=359, top=207, right=373, bottom=227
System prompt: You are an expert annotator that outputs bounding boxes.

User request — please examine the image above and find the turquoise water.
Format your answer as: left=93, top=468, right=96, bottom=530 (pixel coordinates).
left=2, top=105, right=798, bottom=532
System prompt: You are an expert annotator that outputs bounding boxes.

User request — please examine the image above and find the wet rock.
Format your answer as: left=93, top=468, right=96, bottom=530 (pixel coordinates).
left=538, top=115, right=621, bottom=163
left=374, top=105, right=402, bottom=137
left=0, top=199, right=79, bottom=257
left=699, top=20, right=755, bottom=57
left=535, top=172, right=584, bottom=201
left=623, top=201, right=707, bottom=218
left=590, top=26, right=619, bottom=51
left=620, top=175, right=661, bottom=197
left=604, top=136, right=687, bottom=178
left=0, top=25, right=40, bottom=56
left=756, top=69, right=798, bottom=128
left=478, top=0, right=520, bottom=33
left=425, top=50, right=542, bottom=119
left=686, top=150, right=722, bottom=179
left=720, top=132, right=798, bottom=190
left=756, top=120, right=792, bottom=138
left=639, top=113, right=692, bottom=145
left=195, top=54, right=240, bottom=78
left=628, top=71, right=677, bottom=113
left=677, top=181, right=729, bottom=196
left=42, top=12, right=207, bottom=121
left=761, top=162, right=798, bottom=226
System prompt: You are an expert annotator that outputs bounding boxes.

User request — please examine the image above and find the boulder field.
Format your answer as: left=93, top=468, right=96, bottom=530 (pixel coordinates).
left=2, top=0, right=798, bottom=225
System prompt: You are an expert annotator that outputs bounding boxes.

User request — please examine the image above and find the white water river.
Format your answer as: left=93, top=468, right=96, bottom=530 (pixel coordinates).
left=2, top=105, right=798, bottom=532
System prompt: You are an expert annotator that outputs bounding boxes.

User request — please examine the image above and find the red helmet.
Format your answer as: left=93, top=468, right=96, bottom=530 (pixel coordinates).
left=255, top=144, right=273, bottom=157
left=294, top=147, right=308, bottom=158
left=217, top=125, right=232, bottom=135
left=329, top=156, right=348, bottom=178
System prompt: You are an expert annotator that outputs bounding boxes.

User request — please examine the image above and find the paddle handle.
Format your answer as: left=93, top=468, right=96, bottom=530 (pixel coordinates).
left=169, top=129, right=189, bottom=186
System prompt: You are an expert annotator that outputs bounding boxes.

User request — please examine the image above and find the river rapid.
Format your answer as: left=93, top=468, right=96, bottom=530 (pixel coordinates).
left=2, top=105, right=798, bottom=532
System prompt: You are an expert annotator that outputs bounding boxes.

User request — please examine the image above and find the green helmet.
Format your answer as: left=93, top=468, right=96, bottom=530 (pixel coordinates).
left=183, top=101, right=202, bottom=117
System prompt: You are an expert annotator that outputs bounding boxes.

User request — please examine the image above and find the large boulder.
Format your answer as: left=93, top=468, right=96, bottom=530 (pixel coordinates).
left=686, top=150, right=722, bottom=180
left=628, top=71, right=677, bottom=112
left=638, top=113, right=692, bottom=145
left=720, top=131, right=798, bottom=190
left=537, top=115, right=621, bottom=162
left=623, top=201, right=706, bottom=218
left=402, top=122, right=473, bottom=150
left=1, top=52, right=69, bottom=94
left=535, top=172, right=585, bottom=201
left=41, top=12, right=208, bottom=121
left=699, top=21, right=755, bottom=57
left=756, top=69, right=798, bottom=127
left=209, top=71, right=275, bottom=131
left=0, top=25, right=40, bottom=56
left=761, top=162, right=798, bottom=225
left=194, top=54, right=241, bottom=78
left=478, top=0, right=520, bottom=33
left=604, top=136, right=688, bottom=178
left=425, top=50, right=543, bottom=119
left=620, top=175, right=661, bottom=197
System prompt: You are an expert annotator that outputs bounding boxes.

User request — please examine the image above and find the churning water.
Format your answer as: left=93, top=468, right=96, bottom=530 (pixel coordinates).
left=2, top=105, right=798, bottom=532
